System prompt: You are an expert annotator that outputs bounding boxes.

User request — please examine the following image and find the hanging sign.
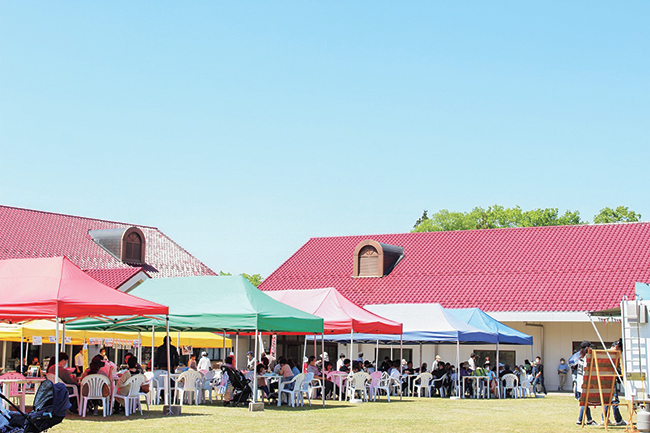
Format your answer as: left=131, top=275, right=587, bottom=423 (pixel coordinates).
left=32, top=336, right=42, bottom=346
left=133, top=340, right=140, bottom=348
left=105, top=338, right=114, bottom=347
left=64, top=337, right=72, bottom=344
left=182, top=345, right=193, bottom=355
left=89, top=338, right=96, bottom=345
left=271, top=334, right=277, bottom=358
left=48, top=336, right=56, bottom=343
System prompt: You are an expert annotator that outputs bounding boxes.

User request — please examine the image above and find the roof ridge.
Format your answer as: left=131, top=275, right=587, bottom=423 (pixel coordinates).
left=305, top=221, right=650, bottom=240
left=0, top=205, right=159, bottom=230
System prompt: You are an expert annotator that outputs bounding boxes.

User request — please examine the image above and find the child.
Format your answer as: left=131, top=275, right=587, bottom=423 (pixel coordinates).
left=256, top=364, right=270, bottom=398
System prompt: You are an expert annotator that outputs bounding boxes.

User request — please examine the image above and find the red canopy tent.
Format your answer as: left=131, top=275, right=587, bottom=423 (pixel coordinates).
left=0, top=257, right=169, bottom=388
left=264, top=287, right=402, bottom=335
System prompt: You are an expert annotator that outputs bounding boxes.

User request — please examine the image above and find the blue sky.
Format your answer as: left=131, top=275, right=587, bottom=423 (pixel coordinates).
left=1, top=2, right=648, bottom=277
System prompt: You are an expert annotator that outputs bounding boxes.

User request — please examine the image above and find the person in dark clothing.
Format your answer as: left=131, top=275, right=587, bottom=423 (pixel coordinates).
left=532, top=356, right=547, bottom=395
left=154, top=336, right=179, bottom=371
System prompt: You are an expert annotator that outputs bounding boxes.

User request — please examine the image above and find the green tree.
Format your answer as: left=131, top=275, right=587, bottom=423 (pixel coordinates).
left=412, top=205, right=584, bottom=232
left=218, top=270, right=264, bottom=287
left=593, top=206, right=641, bottom=224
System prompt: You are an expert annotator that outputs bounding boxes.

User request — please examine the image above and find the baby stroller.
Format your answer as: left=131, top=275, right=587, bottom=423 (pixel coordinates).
left=221, top=366, right=252, bottom=407
left=0, top=379, right=70, bottom=433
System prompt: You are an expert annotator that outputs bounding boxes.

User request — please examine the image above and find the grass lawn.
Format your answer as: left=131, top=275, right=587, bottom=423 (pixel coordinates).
left=43, top=393, right=631, bottom=433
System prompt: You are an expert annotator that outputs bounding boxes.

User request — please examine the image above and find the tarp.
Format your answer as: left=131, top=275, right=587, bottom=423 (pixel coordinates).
left=68, top=275, right=324, bottom=334
left=0, top=321, right=232, bottom=347
left=0, top=257, right=168, bottom=321
left=448, top=308, right=533, bottom=345
left=264, top=288, right=402, bottom=335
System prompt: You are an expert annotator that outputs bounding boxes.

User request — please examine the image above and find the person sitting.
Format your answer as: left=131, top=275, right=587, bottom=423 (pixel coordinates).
left=114, top=356, right=145, bottom=413
left=188, top=354, right=197, bottom=370
left=287, top=358, right=300, bottom=377
left=420, top=362, right=428, bottom=373
left=305, top=356, right=334, bottom=399
left=380, top=356, right=392, bottom=372
left=47, top=353, right=79, bottom=414
left=364, top=360, right=375, bottom=373
left=27, top=356, right=42, bottom=378
left=256, top=363, right=270, bottom=399
left=80, top=355, right=110, bottom=414
left=339, top=359, right=351, bottom=373
left=123, top=353, right=143, bottom=374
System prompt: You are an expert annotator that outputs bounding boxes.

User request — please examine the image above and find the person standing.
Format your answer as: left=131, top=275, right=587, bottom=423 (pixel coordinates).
left=558, top=358, right=569, bottom=391
left=246, top=351, right=256, bottom=371
left=532, top=356, right=547, bottom=395
left=197, top=351, right=211, bottom=371
left=154, top=336, right=179, bottom=372
left=336, top=353, right=346, bottom=371
left=74, top=347, right=84, bottom=375
left=604, top=339, right=627, bottom=426
left=468, top=353, right=477, bottom=372
left=576, top=341, right=598, bottom=426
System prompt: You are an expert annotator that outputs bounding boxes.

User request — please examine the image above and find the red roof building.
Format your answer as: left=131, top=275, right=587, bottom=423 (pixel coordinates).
left=0, top=205, right=216, bottom=290
left=260, top=223, right=650, bottom=313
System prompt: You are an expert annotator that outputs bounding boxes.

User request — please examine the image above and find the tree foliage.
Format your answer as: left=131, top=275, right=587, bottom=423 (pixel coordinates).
left=412, top=205, right=583, bottom=232
left=218, top=270, right=264, bottom=287
left=593, top=206, right=641, bottom=224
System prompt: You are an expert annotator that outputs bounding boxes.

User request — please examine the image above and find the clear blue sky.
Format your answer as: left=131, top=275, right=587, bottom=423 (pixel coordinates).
left=1, top=2, right=648, bottom=277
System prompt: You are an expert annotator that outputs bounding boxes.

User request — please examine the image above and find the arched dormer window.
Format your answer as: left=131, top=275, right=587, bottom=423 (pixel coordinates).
left=353, top=240, right=404, bottom=278
left=89, top=226, right=146, bottom=265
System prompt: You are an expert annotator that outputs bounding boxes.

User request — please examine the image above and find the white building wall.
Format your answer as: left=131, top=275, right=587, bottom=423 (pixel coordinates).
left=337, top=319, right=623, bottom=391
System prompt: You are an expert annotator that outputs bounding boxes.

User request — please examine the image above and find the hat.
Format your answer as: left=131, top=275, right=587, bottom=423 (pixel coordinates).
left=435, top=355, right=441, bottom=360
left=201, top=351, right=207, bottom=357
left=358, top=352, right=363, bottom=357
left=580, top=340, right=592, bottom=349
left=320, top=351, right=328, bottom=357
left=247, top=351, right=254, bottom=355
left=340, top=353, right=345, bottom=358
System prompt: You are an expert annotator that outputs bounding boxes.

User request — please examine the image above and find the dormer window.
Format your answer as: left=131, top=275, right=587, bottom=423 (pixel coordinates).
left=89, top=227, right=146, bottom=265
left=353, top=240, right=404, bottom=278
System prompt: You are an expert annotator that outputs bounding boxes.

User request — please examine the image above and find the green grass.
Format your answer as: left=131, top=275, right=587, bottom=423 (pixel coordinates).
left=46, top=394, right=629, bottom=433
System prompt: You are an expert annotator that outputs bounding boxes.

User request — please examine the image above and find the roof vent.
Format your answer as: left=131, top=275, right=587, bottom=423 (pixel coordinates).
left=88, top=227, right=146, bottom=265
left=353, top=240, right=404, bottom=278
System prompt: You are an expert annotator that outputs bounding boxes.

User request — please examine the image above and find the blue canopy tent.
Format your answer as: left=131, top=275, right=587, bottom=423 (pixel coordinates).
left=448, top=308, right=533, bottom=345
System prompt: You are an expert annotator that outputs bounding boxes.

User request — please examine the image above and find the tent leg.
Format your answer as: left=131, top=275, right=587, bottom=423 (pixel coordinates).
left=235, top=333, right=239, bottom=370
left=253, top=328, right=258, bottom=404
left=400, top=335, right=403, bottom=401
left=138, top=332, right=142, bottom=366
left=20, top=328, right=23, bottom=373
left=165, top=316, right=171, bottom=409
left=151, top=325, right=155, bottom=371
left=375, top=340, right=379, bottom=370
left=322, top=333, right=325, bottom=407
left=222, top=331, right=226, bottom=361
left=496, top=341, right=500, bottom=398
left=62, top=322, right=66, bottom=352
left=456, top=341, right=460, bottom=398
left=303, top=337, right=308, bottom=373
left=2, top=341, right=6, bottom=372
left=55, top=318, right=60, bottom=384
left=419, top=342, right=423, bottom=370
left=350, top=328, right=354, bottom=359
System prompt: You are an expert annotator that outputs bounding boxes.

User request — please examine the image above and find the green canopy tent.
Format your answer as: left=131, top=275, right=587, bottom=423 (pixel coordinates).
left=69, top=275, right=324, bottom=405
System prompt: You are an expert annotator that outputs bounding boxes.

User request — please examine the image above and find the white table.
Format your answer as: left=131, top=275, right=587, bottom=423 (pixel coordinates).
left=0, top=378, right=45, bottom=412
left=326, top=371, right=349, bottom=401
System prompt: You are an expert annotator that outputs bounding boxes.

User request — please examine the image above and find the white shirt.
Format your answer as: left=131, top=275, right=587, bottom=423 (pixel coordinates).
left=197, top=356, right=211, bottom=371
left=468, top=357, right=476, bottom=371
left=336, top=359, right=344, bottom=371
left=74, top=352, right=84, bottom=367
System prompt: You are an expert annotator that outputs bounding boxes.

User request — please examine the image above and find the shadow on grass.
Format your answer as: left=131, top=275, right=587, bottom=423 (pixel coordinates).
left=66, top=411, right=210, bottom=422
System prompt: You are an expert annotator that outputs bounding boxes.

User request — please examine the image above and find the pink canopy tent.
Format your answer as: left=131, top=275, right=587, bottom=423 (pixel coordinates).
left=264, top=287, right=402, bottom=334
left=0, top=256, right=170, bottom=391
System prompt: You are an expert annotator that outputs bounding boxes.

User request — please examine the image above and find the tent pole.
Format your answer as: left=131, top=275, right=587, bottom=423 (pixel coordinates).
left=253, top=327, right=258, bottom=404
left=222, top=331, right=226, bottom=361
left=419, top=342, right=423, bottom=370
left=375, top=340, right=379, bottom=370
left=2, top=341, right=6, bottom=372
left=235, top=333, right=239, bottom=370
left=496, top=341, right=500, bottom=399
left=165, top=315, right=171, bottom=408
left=138, top=331, right=142, bottom=365
left=55, top=318, right=60, bottom=384
left=176, top=331, right=180, bottom=365
left=303, top=337, right=308, bottom=373
left=20, top=327, right=23, bottom=373
left=456, top=341, right=460, bottom=398
left=62, top=322, right=66, bottom=352
left=151, top=325, right=155, bottom=371
left=399, top=335, right=403, bottom=401
left=322, top=332, right=325, bottom=407
left=350, top=328, right=353, bottom=359
left=314, top=333, right=317, bottom=359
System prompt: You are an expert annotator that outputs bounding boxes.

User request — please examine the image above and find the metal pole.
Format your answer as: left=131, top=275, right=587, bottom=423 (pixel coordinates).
left=235, top=333, right=239, bottom=370
left=222, top=331, right=226, bottom=361
left=138, top=331, right=142, bottom=365
left=419, top=342, right=423, bottom=369
left=2, top=341, right=6, bottom=372
left=400, top=335, right=403, bottom=401
left=322, top=333, right=325, bottom=407
left=62, top=322, right=66, bottom=352
left=253, top=328, right=258, bottom=404
left=151, top=325, right=155, bottom=371
left=456, top=341, right=460, bottom=398
left=375, top=339, right=379, bottom=369
left=165, top=316, right=171, bottom=407
left=496, top=341, right=500, bottom=398
left=55, top=318, right=60, bottom=383
left=20, top=327, right=23, bottom=373
left=350, top=328, right=354, bottom=359
left=303, top=337, right=308, bottom=373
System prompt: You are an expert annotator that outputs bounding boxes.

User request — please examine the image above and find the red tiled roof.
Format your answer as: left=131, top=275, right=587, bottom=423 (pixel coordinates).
left=84, top=267, right=147, bottom=289
left=259, top=223, right=650, bottom=313
left=0, top=205, right=216, bottom=279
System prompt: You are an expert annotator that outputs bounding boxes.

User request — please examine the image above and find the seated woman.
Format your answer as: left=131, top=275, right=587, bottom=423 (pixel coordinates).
left=114, top=357, right=145, bottom=412
left=306, top=356, right=334, bottom=399
left=80, top=355, right=110, bottom=413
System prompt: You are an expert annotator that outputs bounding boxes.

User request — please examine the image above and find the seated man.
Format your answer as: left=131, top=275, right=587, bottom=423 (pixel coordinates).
left=46, top=353, right=79, bottom=414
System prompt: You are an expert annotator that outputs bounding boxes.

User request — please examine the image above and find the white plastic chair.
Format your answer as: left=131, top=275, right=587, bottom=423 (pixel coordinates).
left=501, top=373, right=519, bottom=398
left=200, top=370, right=216, bottom=403
left=139, top=372, right=154, bottom=410
left=113, top=375, right=145, bottom=416
left=150, top=370, right=167, bottom=405
left=1, top=372, right=26, bottom=412
left=80, top=374, right=111, bottom=417
left=175, top=370, right=202, bottom=406
left=278, top=373, right=305, bottom=407
left=299, top=372, right=314, bottom=406
left=431, top=373, right=448, bottom=397
left=388, top=370, right=403, bottom=396
left=346, top=372, right=370, bottom=402
left=367, top=371, right=392, bottom=402
left=47, top=373, right=80, bottom=412
left=519, top=374, right=534, bottom=398
left=412, top=372, right=433, bottom=398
